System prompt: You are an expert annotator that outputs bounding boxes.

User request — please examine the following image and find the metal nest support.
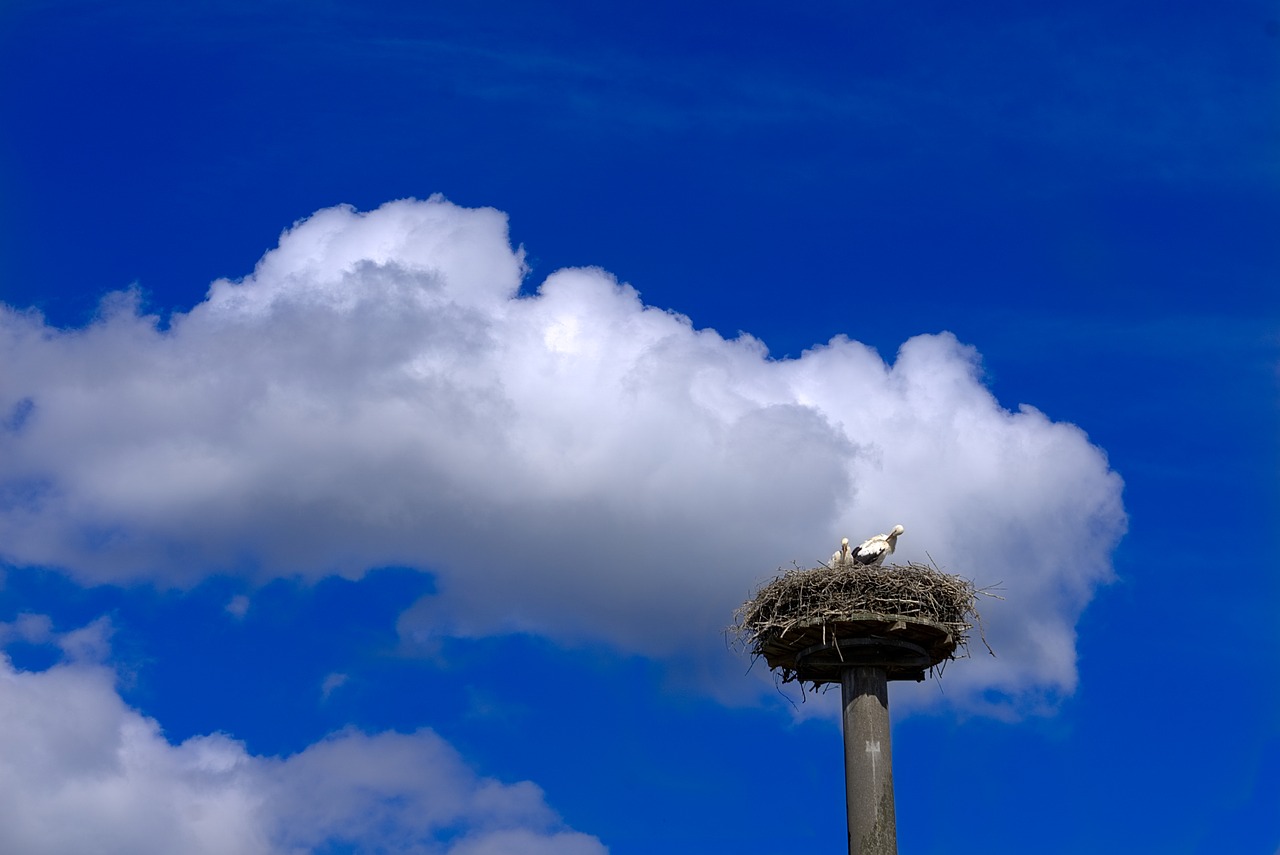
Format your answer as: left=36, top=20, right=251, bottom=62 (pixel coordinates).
left=731, top=557, right=996, bottom=855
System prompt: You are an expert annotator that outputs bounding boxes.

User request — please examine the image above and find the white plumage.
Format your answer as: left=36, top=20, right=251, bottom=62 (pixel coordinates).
left=851, top=524, right=905, bottom=566
left=830, top=537, right=852, bottom=567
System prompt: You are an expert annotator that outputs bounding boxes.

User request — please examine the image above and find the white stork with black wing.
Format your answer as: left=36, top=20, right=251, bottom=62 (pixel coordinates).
left=851, top=525, right=904, bottom=566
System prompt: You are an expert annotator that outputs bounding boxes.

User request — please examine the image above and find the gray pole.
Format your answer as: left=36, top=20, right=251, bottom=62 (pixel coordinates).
left=840, top=665, right=897, bottom=855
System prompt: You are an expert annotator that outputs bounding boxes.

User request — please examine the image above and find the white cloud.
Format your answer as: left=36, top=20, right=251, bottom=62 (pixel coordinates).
left=0, top=614, right=112, bottom=663
left=0, top=612, right=54, bottom=645
left=225, top=595, right=250, bottom=619
left=0, top=644, right=605, bottom=855
left=0, top=196, right=1126, bottom=712
left=319, top=671, right=347, bottom=700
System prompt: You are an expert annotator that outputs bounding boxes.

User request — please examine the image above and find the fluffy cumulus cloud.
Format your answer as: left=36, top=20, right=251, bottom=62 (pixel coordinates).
left=0, top=197, right=1125, bottom=710
left=0, top=621, right=605, bottom=855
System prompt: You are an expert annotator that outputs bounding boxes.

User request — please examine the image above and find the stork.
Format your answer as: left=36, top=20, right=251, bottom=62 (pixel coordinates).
left=851, top=524, right=904, bottom=566
left=830, top=537, right=852, bottom=568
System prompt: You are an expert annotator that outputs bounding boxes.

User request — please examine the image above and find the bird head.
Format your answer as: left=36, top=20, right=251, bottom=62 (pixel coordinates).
left=888, top=525, right=904, bottom=539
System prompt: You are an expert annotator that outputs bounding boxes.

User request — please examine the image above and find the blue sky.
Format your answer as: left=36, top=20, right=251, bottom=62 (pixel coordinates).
left=1, top=1, right=1277, bottom=853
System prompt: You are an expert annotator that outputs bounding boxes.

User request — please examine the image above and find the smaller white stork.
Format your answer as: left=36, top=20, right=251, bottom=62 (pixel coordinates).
left=830, top=537, right=852, bottom=568
left=851, top=525, right=905, bottom=566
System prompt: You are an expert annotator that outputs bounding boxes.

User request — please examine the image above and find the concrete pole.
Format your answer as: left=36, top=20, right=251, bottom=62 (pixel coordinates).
left=840, top=665, right=897, bottom=855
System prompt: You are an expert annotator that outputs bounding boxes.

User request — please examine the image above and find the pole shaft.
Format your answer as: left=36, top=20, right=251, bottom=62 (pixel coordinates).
left=840, top=666, right=897, bottom=855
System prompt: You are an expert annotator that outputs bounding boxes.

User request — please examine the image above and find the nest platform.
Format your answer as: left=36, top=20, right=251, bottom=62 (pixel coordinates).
left=732, top=562, right=981, bottom=686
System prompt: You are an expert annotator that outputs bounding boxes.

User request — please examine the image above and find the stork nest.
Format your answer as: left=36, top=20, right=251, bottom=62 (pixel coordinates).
left=731, top=562, right=989, bottom=687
